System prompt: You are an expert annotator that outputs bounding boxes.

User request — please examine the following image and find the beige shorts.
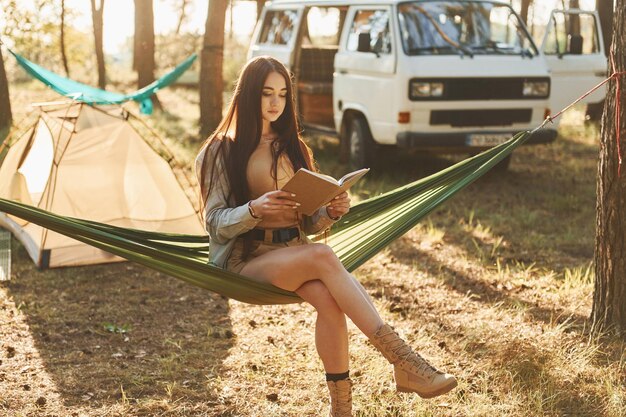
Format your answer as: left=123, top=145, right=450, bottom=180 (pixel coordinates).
left=226, top=230, right=312, bottom=274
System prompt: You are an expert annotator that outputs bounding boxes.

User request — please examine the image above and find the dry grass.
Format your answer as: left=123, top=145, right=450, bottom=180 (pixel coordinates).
left=1, top=79, right=625, bottom=416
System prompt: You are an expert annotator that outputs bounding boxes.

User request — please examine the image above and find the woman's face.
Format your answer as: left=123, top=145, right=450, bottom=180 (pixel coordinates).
left=261, top=71, right=287, bottom=125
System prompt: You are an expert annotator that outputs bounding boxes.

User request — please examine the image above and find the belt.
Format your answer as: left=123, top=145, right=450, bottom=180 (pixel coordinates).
left=244, top=227, right=300, bottom=244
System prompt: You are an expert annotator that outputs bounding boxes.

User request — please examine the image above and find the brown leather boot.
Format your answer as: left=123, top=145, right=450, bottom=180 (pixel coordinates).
left=327, top=378, right=353, bottom=417
left=369, top=324, right=457, bottom=398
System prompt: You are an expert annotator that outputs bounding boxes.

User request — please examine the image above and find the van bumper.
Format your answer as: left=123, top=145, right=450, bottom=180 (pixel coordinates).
left=396, top=129, right=557, bottom=150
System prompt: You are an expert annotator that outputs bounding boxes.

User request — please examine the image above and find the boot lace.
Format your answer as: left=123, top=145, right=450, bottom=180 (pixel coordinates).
left=380, top=331, right=438, bottom=378
left=401, top=349, right=438, bottom=377
left=329, top=380, right=352, bottom=417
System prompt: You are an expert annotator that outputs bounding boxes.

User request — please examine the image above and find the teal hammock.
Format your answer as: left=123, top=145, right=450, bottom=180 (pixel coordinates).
left=0, top=130, right=531, bottom=305
left=9, top=49, right=196, bottom=114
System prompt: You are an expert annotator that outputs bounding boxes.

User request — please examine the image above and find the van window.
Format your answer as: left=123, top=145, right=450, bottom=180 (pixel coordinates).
left=543, top=12, right=600, bottom=55
left=259, top=10, right=299, bottom=45
left=346, top=9, right=392, bottom=54
left=305, top=7, right=345, bottom=46
left=397, top=1, right=536, bottom=57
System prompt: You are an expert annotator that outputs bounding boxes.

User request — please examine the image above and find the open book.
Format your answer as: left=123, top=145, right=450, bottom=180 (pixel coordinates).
left=281, top=168, right=370, bottom=216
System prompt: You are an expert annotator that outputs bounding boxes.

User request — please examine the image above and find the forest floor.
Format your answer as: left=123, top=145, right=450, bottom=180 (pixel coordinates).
left=0, top=82, right=625, bottom=417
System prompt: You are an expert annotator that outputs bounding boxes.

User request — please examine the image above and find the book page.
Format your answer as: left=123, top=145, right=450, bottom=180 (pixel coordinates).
left=337, top=168, right=370, bottom=194
left=299, top=168, right=339, bottom=185
left=338, top=168, right=370, bottom=186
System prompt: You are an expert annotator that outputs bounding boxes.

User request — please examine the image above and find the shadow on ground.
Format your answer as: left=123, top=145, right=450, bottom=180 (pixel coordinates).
left=370, top=239, right=609, bottom=417
left=3, top=241, right=233, bottom=413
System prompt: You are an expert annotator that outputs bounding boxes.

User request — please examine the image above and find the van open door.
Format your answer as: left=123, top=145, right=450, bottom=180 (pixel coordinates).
left=334, top=5, right=396, bottom=167
left=541, top=9, right=607, bottom=117
left=248, top=6, right=304, bottom=68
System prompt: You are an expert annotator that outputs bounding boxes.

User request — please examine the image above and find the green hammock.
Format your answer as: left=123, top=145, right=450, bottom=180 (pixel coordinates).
left=9, top=49, right=196, bottom=115
left=0, top=130, right=530, bottom=305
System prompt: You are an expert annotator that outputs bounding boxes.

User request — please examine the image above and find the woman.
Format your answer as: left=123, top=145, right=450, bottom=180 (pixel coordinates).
left=195, top=56, right=457, bottom=416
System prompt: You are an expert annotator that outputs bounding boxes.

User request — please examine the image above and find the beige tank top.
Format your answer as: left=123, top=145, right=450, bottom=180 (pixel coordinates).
left=247, top=138, right=299, bottom=228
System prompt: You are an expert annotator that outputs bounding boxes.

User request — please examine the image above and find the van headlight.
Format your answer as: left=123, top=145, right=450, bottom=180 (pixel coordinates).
left=410, top=81, right=444, bottom=99
left=523, top=80, right=550, bottom=98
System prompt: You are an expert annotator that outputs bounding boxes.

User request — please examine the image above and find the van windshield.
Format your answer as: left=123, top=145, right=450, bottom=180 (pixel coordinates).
left=398, top=1, right=537, bottom=57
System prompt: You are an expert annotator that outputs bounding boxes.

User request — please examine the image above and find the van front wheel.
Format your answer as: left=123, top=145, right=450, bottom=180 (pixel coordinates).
left=348, top=117, right=376, bottom=170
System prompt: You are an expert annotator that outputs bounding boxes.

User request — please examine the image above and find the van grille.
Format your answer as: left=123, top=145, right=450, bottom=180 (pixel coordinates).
left=410, top=77, right=550, bottom=100
left=430, top=109, right=532, bottom=127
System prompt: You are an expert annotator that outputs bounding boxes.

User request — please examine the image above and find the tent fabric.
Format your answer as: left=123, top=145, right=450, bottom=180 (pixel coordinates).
left=0, top=130, right=531, bottom=304
left=9, top=50, right=197, bottom=114
left=0, top=103, right=204, bottom=268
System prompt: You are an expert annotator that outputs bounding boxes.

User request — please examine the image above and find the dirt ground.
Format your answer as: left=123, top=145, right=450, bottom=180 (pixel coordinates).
left=0, top=88, right=624, bottom=416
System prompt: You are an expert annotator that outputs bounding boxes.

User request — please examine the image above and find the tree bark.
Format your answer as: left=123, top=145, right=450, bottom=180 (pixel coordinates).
left=519, top=0, right=532, bottom=25
left=60, top=0, right=70, bottom=77
left=568, top=0, right=581, bottom=36
left=90, top=0, right=106, bottom=89
left=0, top=46, right=12, bottom=135
left=592, top=1, right=626, bottom=338
left=199, top=0, right=227, bottom=137
left=256, top=0, right=264, bottom=21
left=597, top=0, right=614, bottom=56
left=134, top=0, right=160, bottom=109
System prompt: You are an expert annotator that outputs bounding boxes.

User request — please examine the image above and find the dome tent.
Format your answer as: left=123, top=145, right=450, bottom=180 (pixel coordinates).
left=0, top=102, right=204, bottom=268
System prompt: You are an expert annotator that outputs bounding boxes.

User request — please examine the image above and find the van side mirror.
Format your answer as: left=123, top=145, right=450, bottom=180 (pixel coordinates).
left=568, top=34, right=583, bottom=55
left=357, top=32, right=371, bottom=53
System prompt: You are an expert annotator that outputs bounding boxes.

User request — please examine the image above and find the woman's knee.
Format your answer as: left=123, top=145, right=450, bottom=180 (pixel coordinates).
left=297, top=280, right=342, bottom=315
left=306, top=243, right=341, bottom=269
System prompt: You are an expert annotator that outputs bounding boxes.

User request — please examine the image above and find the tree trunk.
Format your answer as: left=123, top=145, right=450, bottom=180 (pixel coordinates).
left=519, top=0, right=532, bottom=25
left=0, top=47, right=12, bottom=135
left=256, top=0, right=264, bottom=21
left=90, top=0, right=106, bottom=89
left=60, top=0, right=70, bottom=77
left=568, top=0, right=581, bottom=36
left=199, top=0, right=227, bottom=137
left=134, top=0, right=160, bottom=109
left=229, top=0, right=234, bottom=40
left=592, top=1, right=626, bottom=338
left=597, top=0, right=614, bottom=56
left=175, top=0, right=190, bottom=35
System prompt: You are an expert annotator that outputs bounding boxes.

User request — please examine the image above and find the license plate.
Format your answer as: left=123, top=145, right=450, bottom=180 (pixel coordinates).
left=467, top=133, right=510, bottom=147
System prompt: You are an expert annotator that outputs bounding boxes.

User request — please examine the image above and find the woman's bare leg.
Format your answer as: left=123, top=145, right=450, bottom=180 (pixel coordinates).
left=349, top=275, right=378, bottom=312
left=296, top=280, right=349, bottom=373
left=240, top=243, right=383, bottom=337
left=242, top=244, right=458, bottom=399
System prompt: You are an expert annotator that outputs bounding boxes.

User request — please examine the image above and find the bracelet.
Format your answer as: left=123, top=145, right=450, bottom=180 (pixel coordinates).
left=326, top=208, right=341, bottom=221
left=248, top=201, right=261, bottom=219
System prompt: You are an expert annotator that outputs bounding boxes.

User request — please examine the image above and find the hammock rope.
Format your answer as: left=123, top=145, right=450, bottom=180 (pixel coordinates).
left=0, top=130, right=530, bottom=305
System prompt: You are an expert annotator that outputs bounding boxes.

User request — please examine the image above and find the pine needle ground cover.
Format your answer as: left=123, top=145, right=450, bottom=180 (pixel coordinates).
left=0, top=86, right=624, bottom=416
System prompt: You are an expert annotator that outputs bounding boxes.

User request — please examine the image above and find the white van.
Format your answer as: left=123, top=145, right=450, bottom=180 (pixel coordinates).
left=248, top=0, right=606, bottom=169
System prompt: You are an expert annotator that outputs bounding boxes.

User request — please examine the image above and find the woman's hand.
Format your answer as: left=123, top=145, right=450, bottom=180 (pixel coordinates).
left=326, top=192, right=350, bottom=220
left=249, top=190, right=300, bottom=219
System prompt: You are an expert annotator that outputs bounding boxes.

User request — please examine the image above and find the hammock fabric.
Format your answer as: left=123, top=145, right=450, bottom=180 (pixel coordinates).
left=0, top=131, right=531, bottom=305
left=9, top=49, right=196, bottom=115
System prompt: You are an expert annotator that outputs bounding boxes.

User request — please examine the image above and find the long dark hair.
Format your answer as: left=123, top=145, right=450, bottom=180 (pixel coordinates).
left=199, top=55, right=315, bottom=217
